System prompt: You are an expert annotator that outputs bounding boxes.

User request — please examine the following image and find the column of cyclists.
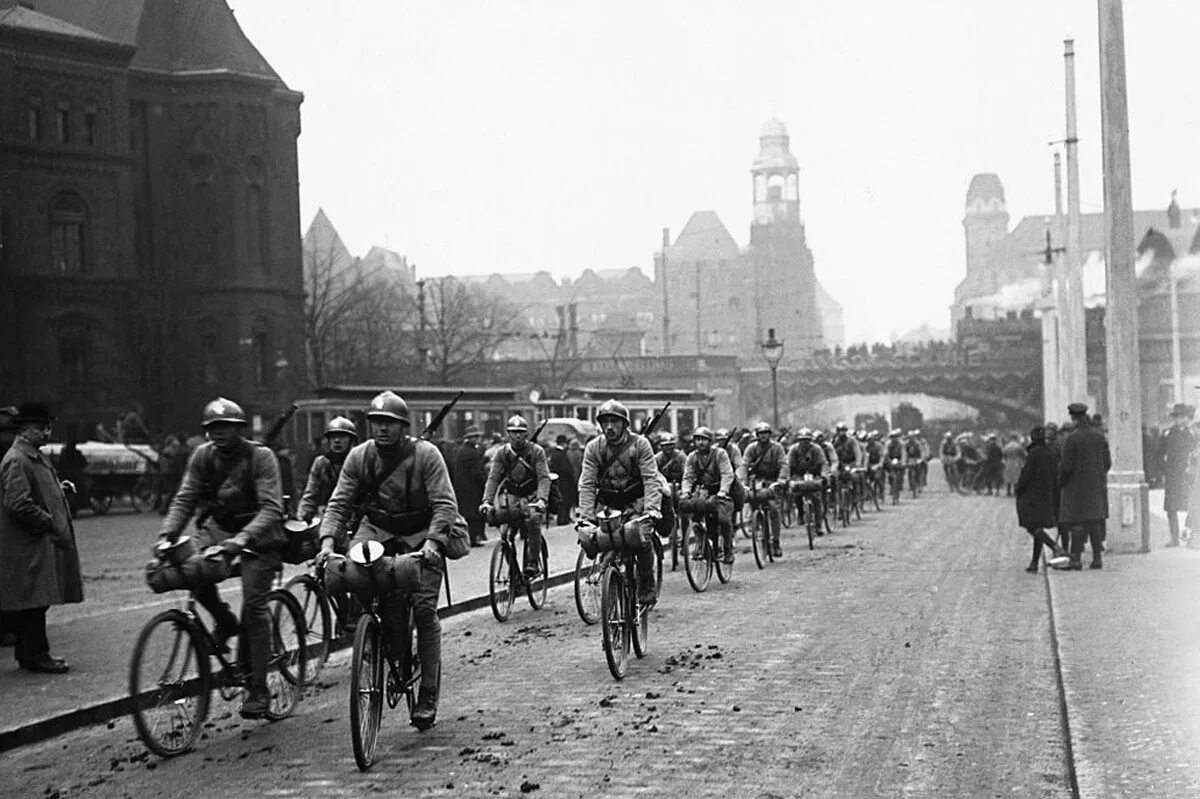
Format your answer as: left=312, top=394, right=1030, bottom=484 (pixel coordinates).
left=127, top=393, right=936, bottom=770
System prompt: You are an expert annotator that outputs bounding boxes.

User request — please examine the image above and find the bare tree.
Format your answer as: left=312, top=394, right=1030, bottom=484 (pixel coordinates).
left=424, top=277, right=522, bottom=385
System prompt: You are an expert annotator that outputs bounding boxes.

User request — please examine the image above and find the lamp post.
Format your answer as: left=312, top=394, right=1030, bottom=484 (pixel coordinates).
left=761, top=327, right=785, bottom=429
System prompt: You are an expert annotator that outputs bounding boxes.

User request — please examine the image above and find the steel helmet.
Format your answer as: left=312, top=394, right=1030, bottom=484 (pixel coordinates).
left=596, top=399, right=630, bottom=425
left=797, top=427, right=813, bottom=440
left=888, top=428, right=901, bottom=437
left=506, top=415, right=530, bottom=433
left=753, top=421, right=771, bottom=435
left=324, top=416, right=359, bottom=441
left=715, top=428, right=730, bottom=442
left=658, top=432, right=677, bottom=447
left=366, top=391, right=409, bottom=423
left=201, top=397, right=247, bottom=427
left=692, top=426, right=714, bottom=442
left=835, top=421, right=849, bottom=432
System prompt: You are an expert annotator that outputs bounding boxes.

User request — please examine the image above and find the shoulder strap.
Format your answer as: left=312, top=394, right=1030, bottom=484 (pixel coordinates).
left=364, top=439, right=414, bottom=500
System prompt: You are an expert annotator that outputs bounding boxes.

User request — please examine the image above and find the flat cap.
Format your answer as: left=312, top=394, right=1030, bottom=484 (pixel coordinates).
left=1067, top=402, right=1088, bottom=416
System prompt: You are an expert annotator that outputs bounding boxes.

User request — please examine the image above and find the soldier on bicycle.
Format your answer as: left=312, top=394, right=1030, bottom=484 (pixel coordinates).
left=577, top=400, right=662, bottom=605
left=479, top=415, right=551, bottom=580
left=680, top=426, right=735, bottom=563
left=738, top=422, right=789, bottom=557
left=297, top=416, right=358, bottom=525
left=157, top=397, right=285, bottom=719
left=787, top=428, right=828, bottom=530
left=655, top=433, right=686, bottom=538
left=317, top=391, right=458, bottom=731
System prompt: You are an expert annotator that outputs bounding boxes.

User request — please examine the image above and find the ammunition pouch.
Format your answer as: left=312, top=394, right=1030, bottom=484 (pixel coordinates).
left=364, top=506, right=434, bottom=537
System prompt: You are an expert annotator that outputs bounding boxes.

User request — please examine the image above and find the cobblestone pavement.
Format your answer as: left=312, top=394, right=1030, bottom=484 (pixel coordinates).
left=0, top=483, right=1073, bottom=798
left=1048, top=494, right=1200, bottom=798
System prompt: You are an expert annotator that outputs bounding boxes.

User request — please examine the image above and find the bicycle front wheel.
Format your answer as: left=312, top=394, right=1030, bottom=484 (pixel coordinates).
left=264, top=589, right=306, bottom=721
left=600, top=568, right=629, bottom=680
left=525, top=538, right=549, bottom=610
left=682, top=520, right=711, bottom=593
left=129, top=609, right=210, bottom=758
left=751, top=509, right=768, bottom=569
left=715, top=533, right=734, bottom=584
left=489, top=541, right=515, bottom=622
left=805, top=497, right=816, bottom=550
left=284, top=573, right=331, bottom=684
left=350, top=614, right=385, bottom=771
left=574, top=548, right=602, bottom=624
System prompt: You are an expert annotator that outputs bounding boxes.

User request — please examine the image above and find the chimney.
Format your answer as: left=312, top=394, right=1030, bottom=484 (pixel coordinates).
left=568, top=302, right=578, bottom=357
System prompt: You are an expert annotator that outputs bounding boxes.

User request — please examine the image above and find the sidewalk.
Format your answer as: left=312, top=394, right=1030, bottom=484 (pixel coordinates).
left=0, top=521, right=584, bottom=752
left=1046, top=489, right=1200, bottom=797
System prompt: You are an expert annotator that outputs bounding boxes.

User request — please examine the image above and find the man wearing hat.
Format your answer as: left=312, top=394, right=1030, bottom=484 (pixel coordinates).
left=1158, top=402, right=1196, bottom=547
left=1015, top=426, right=1068, bottom=572
left=451, top=425, right=488, bottom=546
left=0, top=403, right=83, bottom=673
left=547, top=433, right=577, bottom=526
left=1057, top=402, right=1112, bottom=569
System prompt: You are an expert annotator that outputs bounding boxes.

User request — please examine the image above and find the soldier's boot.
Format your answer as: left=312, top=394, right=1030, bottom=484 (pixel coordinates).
left=721, top=526, right=735, bottom=564
left=411, top=668, right=440, bottom=731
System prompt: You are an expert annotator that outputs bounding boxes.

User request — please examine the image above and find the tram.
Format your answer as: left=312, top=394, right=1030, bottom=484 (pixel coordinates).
left=533, top=386, right=713, bottom=437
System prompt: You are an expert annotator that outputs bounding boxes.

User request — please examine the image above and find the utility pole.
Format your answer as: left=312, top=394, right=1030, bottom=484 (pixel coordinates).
left=1098, top=0, right=1149, bottom=552
left=416, top=272, right=429, bottom=378
left=1062, top=38, right=1089, bottom=407
left=695, top=260, right=702, bottom=356
left=660, top=228, right=671, bottom=356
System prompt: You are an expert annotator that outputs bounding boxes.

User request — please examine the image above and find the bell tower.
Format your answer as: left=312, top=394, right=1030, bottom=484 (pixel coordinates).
left=751, top=118, right=801, bottom=228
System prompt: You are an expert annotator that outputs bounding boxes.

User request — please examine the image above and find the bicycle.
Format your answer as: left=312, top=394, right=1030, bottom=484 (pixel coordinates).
left=679, top=491, right=733, bottom=592
left=578, top=510, right=655, bottom=680
left=130, top=553, right=306, bottom=758
left=791, top=477, right=823, bottom=550
left=488, top=502, right=549, bottom=622
left=887, top=459, right=904, bottom=505
left=335, top=542, right=432, bottom=772
left=574, top=547, right=603, bottom=624
left=908, top=463, right=923, bottom=499
left=780, top=487, right=795, bottom=529
left=747, top=479, right=778, bottom=569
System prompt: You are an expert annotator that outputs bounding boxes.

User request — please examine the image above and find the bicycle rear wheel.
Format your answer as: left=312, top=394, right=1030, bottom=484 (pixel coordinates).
left=631, top=562, right=650, bottom=659
left=284, top=574, right=331, bottom=684
left=715, top=532, right=734, bottom=584
left=129, top=609, right=210, bottom=758
left=489, top=540, right=515, bottom=622
left=350, top=614, right=384, bottom=771
left=651, top=534, right=664, bottom=595
left=751, top=509, right=768, bottom=569
left=682, top=520, right=711, bottom=593
left=264, top=589, right=306, bottom=721
left=574, top=548, right=602, bottom=624
left=600, top=568, right=629, bottom=680
left=525, top=538, right=549, bottom=609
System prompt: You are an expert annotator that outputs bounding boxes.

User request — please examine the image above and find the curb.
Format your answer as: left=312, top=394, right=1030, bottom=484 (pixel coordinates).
left=1041, top=563, right=1081, bottom=799
left=0, top=567, right=580, bottom=754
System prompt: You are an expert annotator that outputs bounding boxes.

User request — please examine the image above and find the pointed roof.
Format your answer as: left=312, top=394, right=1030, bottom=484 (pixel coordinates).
left=670, top=211, right=740, bottom=261
left=302, top=209, right=356, bottom=274
left=9, top=0, right=288, bottom=86
left=752, top=117, right=799, bottom=172
left=0, top=4, right=121, bottom=45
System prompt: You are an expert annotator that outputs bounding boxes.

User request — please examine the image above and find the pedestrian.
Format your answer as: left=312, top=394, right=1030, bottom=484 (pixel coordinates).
left=983, top=434, right=1004, bottom=495
left=1158, top=403, right=1196, bottom=548
left=0, top=406, right=18, bottom=646
left=158, top=433, right=189, bottom=513
left=1057, top=403, right=1112, bottom=570
left=567, top=437, right=583, bottom=482
left=452, top=426, right=488, bottom=546
left=547, top=434, right=577, bottom=525
left=0, top=402, right=83, bottom=673
left=1014, top=425, right=1067, bottom=572
left=1001, top=432, right=1026, bottom=497
left=56, top=434, right=89, bottom=518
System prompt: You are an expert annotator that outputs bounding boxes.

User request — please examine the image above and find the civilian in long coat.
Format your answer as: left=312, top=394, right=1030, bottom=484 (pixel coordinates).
left=0, top=404, right=83, bottom=672
left=1159, top=403, right=1196, bottom=546
left=452, top=427, right=488, bottom=546
left=1058, top=404, right=1112, bottom=569
left=1014, top=426, right=1065, bottom=572
left=547, top=435, right=578, bottom=525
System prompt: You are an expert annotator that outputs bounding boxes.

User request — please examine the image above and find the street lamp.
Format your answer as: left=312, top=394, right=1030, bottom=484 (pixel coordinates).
left=761, top=327, right=785, bottom=428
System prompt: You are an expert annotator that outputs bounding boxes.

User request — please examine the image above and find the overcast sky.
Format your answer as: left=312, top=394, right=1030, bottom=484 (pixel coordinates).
left=230, top=0, right=1200, bottom=345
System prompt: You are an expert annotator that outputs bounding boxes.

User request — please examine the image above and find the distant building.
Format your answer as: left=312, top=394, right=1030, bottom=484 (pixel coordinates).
left=954, top=172, right=1200, bottom=421
left=0, top=0, right=304, bottom=437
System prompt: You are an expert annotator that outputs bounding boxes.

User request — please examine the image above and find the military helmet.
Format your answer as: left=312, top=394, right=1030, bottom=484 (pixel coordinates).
left=596, top=399, right=630, bottom=425
left=692, top=426, right=714, bottom=442
left=796, top=427, right=813, bottom=440
left=715, top=427, right=731, bottom=442
left=324, top=416, right=359, bottom=441
left=753, top=421, right=771, bottom=435
left=201, top=397, right=247, bottom=427
left=506, top=415, right=530, bottom=433
left=366, top=391, right=409, bottom=423
left=658, top=432, right=677, bottom=447
left=835, top=421, right=849, bottom=432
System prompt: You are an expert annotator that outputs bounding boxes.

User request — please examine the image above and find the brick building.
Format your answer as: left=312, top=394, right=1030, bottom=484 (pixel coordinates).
left=0, top=0, right=304, bottom=438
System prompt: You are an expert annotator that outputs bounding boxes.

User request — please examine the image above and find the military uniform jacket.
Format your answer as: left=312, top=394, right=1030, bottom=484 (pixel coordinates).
left=298, top=453, right=347, bottom=522
left=656, top=450, right=686, bottom=484
left=578, top=434, right=662, bottom=519
left=834, top=435, right=863, bottom=468
left=788, top=442, right=828, bottom=477
left=681, top=447, right=734, bottom=498
left=160, top=440, right=284, bottom=552
left=738, top=441, right=790, bottom=485
left=483, top=442, right=551, bottom=504
left=0, top=438, right=83, bottom=610
left=320, top=438, right=458, bottom=552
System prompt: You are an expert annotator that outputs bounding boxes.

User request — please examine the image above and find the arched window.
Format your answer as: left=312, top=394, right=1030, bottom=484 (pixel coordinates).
left=56, top=99, right=71, bottom=144
left=57, top=317, right=92, bottom=389
left=766, top=174, right=785, bottom=203
left=198, top=318, right=220, bottom=387
left=84, top=102, right=99, bottom=147
left=253, top=317, right=273, bottom=387
left=245, top=158, right=269, bottom=272
left=50, top=193, right=88, bottom=274
left=27, top=94, right=42, bottom=141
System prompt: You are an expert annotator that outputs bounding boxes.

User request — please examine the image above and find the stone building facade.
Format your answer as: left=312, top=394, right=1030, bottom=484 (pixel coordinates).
left=0, top=0, right=304, bottom=438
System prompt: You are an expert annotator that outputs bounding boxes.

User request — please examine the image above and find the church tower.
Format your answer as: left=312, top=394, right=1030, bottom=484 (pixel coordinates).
left=962, top=173, right=1009, bottom=278
left=747, top=119, right=822, bottom=357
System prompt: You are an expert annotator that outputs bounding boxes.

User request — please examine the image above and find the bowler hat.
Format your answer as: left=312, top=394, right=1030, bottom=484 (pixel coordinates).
left=0, top=406, right=17, bottom=431
left=1067, top=402, right=1088, bottom=416
left=1029, top=425, right=1046, bottom=441
left=13, top=402, right=53, bottom=425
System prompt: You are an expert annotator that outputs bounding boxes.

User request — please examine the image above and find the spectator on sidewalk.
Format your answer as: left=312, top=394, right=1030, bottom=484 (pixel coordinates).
left=0, top=403, right=83, bottom=673
left=1159, top=403, right=1196, bottom=547
left=452, top=426, right=487, bottom=546
left=983, top=434, right=1004, bottom=495
left=1014, top=425, right=1067, bottom=573
left=0, top=407, right=17, bottom=647
left=1002, top=432, right=1026, bottom=497
left=547, top=434, right=577, bottom=525
left=1058, top=403, right=1112, bottom=570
